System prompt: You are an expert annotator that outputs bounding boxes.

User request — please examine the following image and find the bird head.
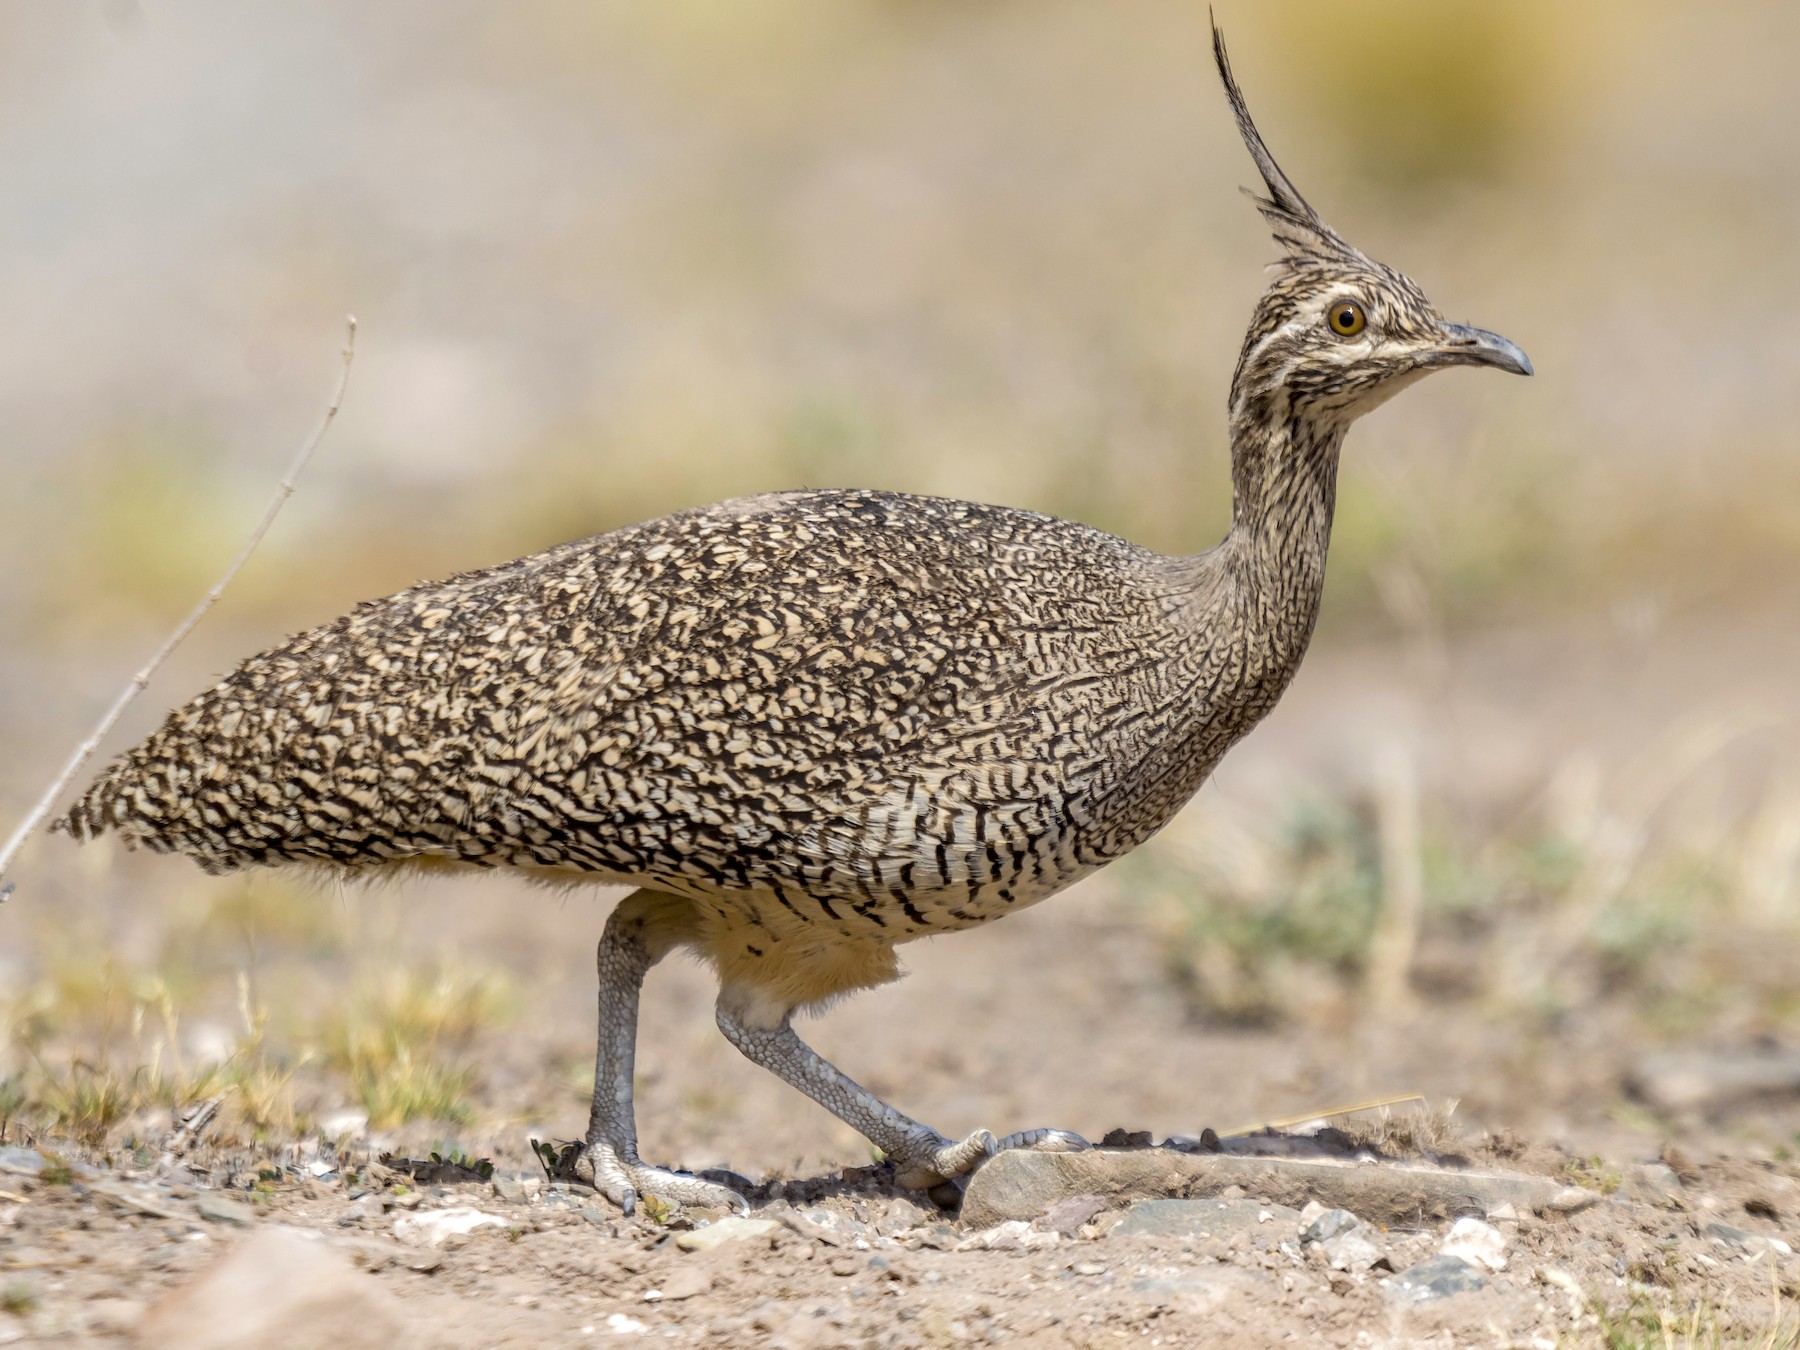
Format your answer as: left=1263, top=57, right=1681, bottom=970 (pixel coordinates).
left=1213, top=23, right=1531, bottom=434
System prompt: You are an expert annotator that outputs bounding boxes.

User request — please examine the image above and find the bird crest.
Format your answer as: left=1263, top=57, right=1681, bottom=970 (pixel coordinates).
left=1210, top=19, right=1363, bottom=267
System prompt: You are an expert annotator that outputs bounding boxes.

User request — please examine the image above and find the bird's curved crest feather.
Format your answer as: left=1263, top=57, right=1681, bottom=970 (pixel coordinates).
left=1210, top=16, right=1357, bottom=262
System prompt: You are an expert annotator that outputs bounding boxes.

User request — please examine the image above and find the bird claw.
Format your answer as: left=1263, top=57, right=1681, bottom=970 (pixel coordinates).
left=574, top=1140, right=749, bottom=1217
left=890, top=1128, right=997, bottom=1189
left=993, top=1127, right=1091, bottom=1155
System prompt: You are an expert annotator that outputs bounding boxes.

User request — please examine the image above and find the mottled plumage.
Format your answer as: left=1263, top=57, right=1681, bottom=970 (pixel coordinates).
left=57, top=25, right=1530, bottom=1213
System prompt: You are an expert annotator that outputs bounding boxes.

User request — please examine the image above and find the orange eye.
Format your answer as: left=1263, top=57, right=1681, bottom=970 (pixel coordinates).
left=1326, top=300, right=1366, bottom=337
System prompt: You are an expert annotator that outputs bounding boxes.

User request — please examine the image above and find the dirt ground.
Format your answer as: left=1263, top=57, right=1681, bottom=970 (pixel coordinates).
left=4, top=618, right=1799, bottom=1347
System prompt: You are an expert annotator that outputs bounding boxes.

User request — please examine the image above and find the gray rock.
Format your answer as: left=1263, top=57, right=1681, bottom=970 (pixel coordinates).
left=0, top=1147, right=46, bottom=1177
left=196, top=1195, right=255, bottom=1227
left=1627, top=1163, right=1686, bottom=1209
left=1298, top=1205, right=1361, bottom=1244
left=1388, top=1254, right=1487, bottom=1304
left=1319, top=1228, right=1387, bottom=1272
left=1112, top=1197, right=1299, bottom=1245
left=961, top=1147, right=1583, bottom=1230
left=490, top=1174, right=527, bottom=1203
left=1034, top=1193, right=1110, bottom=1235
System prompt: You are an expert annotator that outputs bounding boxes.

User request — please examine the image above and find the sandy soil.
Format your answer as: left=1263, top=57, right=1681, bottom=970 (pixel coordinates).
left=3, top=618, right=1798, bottom=1346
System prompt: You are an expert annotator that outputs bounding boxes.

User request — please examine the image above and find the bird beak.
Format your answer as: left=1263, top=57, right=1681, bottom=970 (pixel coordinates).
left=1434, top=323, right=1533, bottom=376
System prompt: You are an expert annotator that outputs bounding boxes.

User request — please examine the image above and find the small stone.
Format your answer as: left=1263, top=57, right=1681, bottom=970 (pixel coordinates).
left=673, top=1216, right=782, bottom=1252
left=957, top=1220, right=1032, bottom=1252
left=578, top=1207, right=611, bottom=1229
left=404, top=1252, right=443, bottom=1273
left=1544, top=1186, right=1601, bottom=1215
left=1035, top=1194, right=1110, bottom=1235
left=1298, top=1206, right=1360, bottom=1244
left=829, top=1254, right=862, bottom=1276
left=491, top=1175, right=527, bottom=1204
left=910, top=1223, right=959, bottom=1251
left=1486, top=1202, right=1520, bottom=1225
left=1319, top=1229, right=1386, bottom=1273
left=1441, top=1217, right=1508, bottom=1272
left=197, top=1195, right=255, bottom=1227
left=1627, top=1164, right=1687, bottom=1210
left=876, top=1197, right=931, bottom=1235
left=1388, top=1254, right=1487, bottom=1305
left=1071, top=1261, right=1107, bottom=1277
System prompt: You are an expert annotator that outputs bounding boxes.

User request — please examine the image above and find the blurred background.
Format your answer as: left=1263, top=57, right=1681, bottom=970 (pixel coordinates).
left=1, top=0, right=1796, bottom=1177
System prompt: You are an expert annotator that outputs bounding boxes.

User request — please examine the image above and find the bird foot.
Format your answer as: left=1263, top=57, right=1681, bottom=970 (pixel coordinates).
left=888, top=1128, right=998, bottom=1189
left=574, top=1139, right=749, bottom=1217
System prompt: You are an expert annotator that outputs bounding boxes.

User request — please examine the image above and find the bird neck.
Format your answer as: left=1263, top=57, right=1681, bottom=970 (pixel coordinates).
left=1217, top=393, right=1346, bottom=660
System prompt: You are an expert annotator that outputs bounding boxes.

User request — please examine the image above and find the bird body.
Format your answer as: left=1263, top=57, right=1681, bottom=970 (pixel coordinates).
left=55, top=26, right=1531, bottom=1213
left=60, top=485, right=1321, bottom=1004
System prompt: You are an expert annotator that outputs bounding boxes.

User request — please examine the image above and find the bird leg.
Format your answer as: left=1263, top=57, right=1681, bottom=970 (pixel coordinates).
left=579, top=889, right=748, bottom=1215
left=715, top=992, right=1089, bottom=1190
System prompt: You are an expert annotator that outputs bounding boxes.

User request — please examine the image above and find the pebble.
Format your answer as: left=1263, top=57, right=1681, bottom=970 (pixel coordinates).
left=1297, top=1203, right=1360, bottom=1244
left=197, top=1195, right=255, bottom=1227
left=1318, top=1228, right=1386, bottom=1273
left=1544, top=1186, right=1602, bottom=1215
left=1034, top=1194, right=1110, bottom=1236
left=1440, top=1217, right=1508, bottom=1272
left=673, top=1216, right=782, bottom=1252
left=1387, top=1253, right=1487, bottom=1305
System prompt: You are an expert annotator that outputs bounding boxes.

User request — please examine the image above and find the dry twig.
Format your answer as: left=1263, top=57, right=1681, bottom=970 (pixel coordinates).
left=0, top=317, right=358, bottom=899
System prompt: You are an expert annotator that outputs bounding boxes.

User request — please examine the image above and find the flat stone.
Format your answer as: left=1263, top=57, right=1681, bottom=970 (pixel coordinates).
left=961, top=1147, right=1585, bottom=1230
left=1388, top=1253, right=1487, bottom=1305
left=673, top=1216, right=782, bottom=1252
left=1298, top=1204, right=1360, bottom=1244
left=196, top=1195, right=255, bottom=1227
left=139, top=1227, right=408, bottom=1350
left=1111, top=1197, right=1299, bottom=1244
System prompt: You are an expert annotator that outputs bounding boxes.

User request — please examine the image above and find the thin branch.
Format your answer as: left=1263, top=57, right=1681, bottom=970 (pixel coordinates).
left=0, top=316, right=358, bottom=899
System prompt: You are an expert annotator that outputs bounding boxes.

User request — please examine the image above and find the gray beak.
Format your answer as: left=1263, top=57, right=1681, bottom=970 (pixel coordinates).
left=1436, top=323, right=1533, bottom=376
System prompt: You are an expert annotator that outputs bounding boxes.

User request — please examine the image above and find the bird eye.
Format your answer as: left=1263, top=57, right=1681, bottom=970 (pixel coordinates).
left=1326, top=300, right=1366, bottom=337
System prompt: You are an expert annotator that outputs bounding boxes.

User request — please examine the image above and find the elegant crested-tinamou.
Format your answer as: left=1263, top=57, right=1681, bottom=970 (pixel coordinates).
left=58, top=25, right=1531, bottom=1213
